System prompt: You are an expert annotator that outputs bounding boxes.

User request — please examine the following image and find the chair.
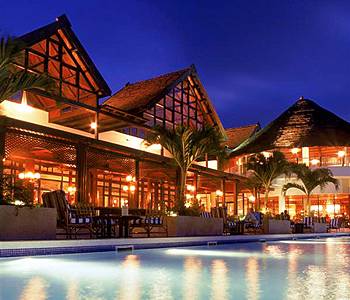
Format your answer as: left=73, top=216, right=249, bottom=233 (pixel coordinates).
left=130, top=214, right=168, bottom=237
left=200, top=211, right=213, bottom=218
left=244, top=212, right=262, bottom=234
left=303, top=216, right=313, bottom=230
left=146, top=214, right=168, bottom=237
left=328, top=218, right=341, bottom=232
left=42, top=190, right=95, bottom=239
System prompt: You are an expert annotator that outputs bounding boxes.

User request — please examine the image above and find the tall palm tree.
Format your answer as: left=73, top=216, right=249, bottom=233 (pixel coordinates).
left=146, top=124, right=227, bottom=214
left=282, top=164, right=339, bottom=215
left=247, top=151, right=291, bottom=211
left=0, top=37, right=53, bottom=102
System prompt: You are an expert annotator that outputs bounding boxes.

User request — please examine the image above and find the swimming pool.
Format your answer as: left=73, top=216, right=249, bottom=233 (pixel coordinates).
left=1, top=237, right=350, bottom=299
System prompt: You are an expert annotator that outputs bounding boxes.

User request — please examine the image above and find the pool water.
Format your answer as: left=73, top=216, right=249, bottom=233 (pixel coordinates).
left=1, top=237, right=350, bottom=300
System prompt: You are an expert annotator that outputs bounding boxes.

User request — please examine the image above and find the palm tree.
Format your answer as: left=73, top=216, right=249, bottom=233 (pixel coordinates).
left=146, top=124, right=227, bottom=214
left=247, top=151, right=291, bottom=211
left=0, top=37, right=53, bottom=102
left=282, top=164, right=339, bottom=215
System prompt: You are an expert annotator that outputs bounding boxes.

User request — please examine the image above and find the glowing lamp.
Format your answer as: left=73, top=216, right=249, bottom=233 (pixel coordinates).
left=215, top=190, right=223, bottom=197
left=122, top=186, right=129, bottom=192
left=248, top=195, right=256, bottom=202
left=16, top=91, right=33, bottom=113
left=130, top=185, right=136, bottom=192
left=90, top=122, right=97, bottom=130
left=338, top=150, right=346, bottom=158
left=310, top=159, right=320, bottom=166
left=126, top=175, right=133, bottom=182
left=67, top=186, right=76, bottom=195
left=262, top=151, right=271, bottom=158
left=291, top=148, right=300, bottom=154
left=185, top=202, right=191, bottom=208
left=186, top=184, right=195, bottom=192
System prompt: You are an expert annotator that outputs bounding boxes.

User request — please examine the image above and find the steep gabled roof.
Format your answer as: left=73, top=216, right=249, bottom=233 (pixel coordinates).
left=226, top=123, right=260, bottom=149
left=232, top=97, right=350, bottom=155
left=18, top=14, right=111, bottom=97
left=103, top=67, right=191, bottom=112
left=103, top=65, right=227, bottom=137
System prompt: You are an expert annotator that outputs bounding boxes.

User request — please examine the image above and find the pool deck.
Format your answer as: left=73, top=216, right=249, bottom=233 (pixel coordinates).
left=1, top=232, right=349, bottom=257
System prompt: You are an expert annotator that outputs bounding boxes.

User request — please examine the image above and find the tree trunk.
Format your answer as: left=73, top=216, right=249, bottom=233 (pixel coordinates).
left=177, top=167, right=186, bottom=215
left=305, top=194, right=311, bottom=216
left=264, top=191, right=269, bottom=211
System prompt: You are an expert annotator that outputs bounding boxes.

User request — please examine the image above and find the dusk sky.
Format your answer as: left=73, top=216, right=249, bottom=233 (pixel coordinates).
left=1, top=0, right=350, bottom=128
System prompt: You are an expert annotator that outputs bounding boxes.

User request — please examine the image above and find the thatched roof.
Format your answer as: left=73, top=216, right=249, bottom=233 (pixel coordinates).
left=225, top=124, right=260, bottom=148
left=102, top=65, right=227, bottom=137
left=103, top=67, right=191, bottom=113
left=232, top=97, right=350, bottom=155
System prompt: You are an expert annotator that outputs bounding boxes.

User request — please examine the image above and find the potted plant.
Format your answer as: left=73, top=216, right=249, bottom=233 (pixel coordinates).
left=146, top=125, right=227, bottom=236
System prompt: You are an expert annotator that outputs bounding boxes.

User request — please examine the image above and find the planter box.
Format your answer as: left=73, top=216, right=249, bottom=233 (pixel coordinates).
left=0, top=205, right=56, bottom=240
left=166, top=216, right=223, bottom=237
left=313, top=222, right=327, bottom=233
left=263, top=219, right=291, bottom=234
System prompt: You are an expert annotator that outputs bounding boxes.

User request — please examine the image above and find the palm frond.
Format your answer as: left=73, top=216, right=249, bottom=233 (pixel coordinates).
left=0, top=70, right=55, bottom=102
left=282, top=182, right=306, bottom=196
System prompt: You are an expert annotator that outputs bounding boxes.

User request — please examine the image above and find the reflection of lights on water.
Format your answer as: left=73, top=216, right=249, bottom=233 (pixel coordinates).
left=150, top=269, right=172, bottom=300
left=66, top=280, right=79, bottom=300
left=211, top=259, right=228, bottom=300
left=20, top=276, right=48, bottom=300
left=246, top=257, right=260, bottom=300
left=183, top=257, right=202, bottom=299
left=119, top=255, right=141, bottom=300
left=278, top=240, right=350, bottom=245
left=166, top=248, right=285, bottom=259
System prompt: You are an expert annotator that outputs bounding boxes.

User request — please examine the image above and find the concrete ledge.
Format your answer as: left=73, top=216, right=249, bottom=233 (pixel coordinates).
left=167, top=216, right=223, bottom=237
left=1, top=232, right=349, bottom=258
left=263, top=219, right=291, bottom=234
left=0, top=205, right=56, bottom=240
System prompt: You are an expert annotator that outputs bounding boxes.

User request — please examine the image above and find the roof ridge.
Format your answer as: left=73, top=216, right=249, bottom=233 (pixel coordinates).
left=123, top=66, right=191, bottom=88
left=226, top=123, right=260, bottom=131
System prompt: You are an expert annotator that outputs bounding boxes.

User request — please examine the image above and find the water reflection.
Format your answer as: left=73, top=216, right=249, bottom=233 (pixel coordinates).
left=245, top=257, right=260, bottom=300
left=150, top=268, right=173, bottom=300
left=183, top=257, right=202, bottom=300
left=66, top=280, right=79, bottom=300
left=211, top=259, right=228, bottom=300
left=20, top=276, right=48, bottom=300
left=118, top=254, right=141, bottom=300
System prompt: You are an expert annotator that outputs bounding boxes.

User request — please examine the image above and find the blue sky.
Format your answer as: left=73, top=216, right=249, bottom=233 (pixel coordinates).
left=1, top=0, right=350, bottom=128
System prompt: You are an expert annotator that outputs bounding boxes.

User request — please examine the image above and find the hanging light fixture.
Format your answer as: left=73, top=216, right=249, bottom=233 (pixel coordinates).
left=17, top=91, right=33, bottom=113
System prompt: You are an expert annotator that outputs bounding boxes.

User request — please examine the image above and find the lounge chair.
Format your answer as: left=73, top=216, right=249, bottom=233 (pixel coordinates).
left=42, top=190, right=96, bottom=239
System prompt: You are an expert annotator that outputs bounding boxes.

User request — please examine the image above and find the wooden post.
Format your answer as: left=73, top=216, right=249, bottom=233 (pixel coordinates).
left=222, top=178, right=226, bottom=207
left=0, top=127, right=6, bottom=204
left=134, top=159, right=140, bottom=208
left=234, top=180, right=239, bottom=216
left=242, top=193, right=245, bottom=215
left=76, top=143, right=88, bottom=203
